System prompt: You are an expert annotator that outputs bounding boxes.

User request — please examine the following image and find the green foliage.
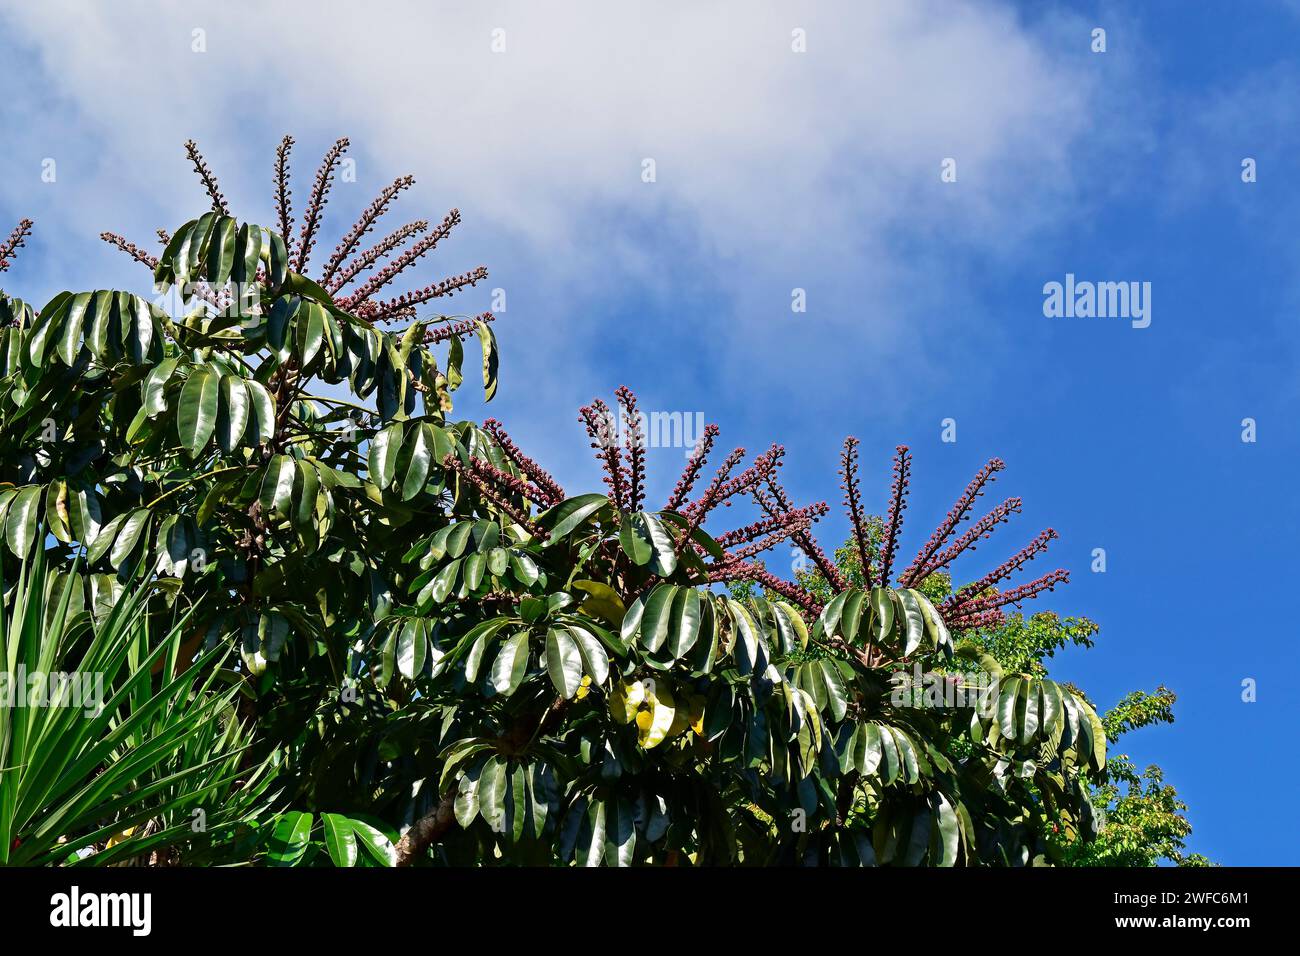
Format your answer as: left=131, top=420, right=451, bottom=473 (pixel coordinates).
left=253, top=810, right=398, bottom=867
left=0, top=204, right=500, bottom=737
left=1062, top=759, right=1208, bottom=867
left=957, top=610, right=1098, bottom=678
left=1058, top=686, right=1206, bottom=867
left=0, top=139, right=1190, bottom=866
left=781, top=534, right=1204, bottom=867
left=0, top=549, right=273, bottom=865
left=795, top=533, right=953, bottom=613
left=363, top=493, right=1112, bottom=866
left=1101, top=686, right=1176, bottom=743
left=2, top=142, right=505, bottom=862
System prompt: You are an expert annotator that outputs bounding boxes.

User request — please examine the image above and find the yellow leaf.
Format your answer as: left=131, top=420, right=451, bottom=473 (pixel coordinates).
left=646, top=677, right=674, bottom=708
left=687, top=693, right=706, bottom=736
left=573, top=580, right=626, bottom=626
left=638, top=678, right=676, bottom=750
left=610, top=678, right=646, bottom=724
left=105, top=825, right=138, bottom=848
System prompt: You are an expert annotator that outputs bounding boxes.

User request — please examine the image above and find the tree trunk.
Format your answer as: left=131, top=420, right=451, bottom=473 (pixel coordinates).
left=394, top=790, right=457, bottom=867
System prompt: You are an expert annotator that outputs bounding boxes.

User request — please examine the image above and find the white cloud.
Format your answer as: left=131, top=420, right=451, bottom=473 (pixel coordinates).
left=0, top=0, right=1112, bottom=473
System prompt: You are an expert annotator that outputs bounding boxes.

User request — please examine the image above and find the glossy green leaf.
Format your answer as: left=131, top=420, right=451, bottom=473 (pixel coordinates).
left=321, top=813, right=358, bottom=867
left=207, top=216, right=237, bottom=286
left=604, top=798, right=636, bottom=867
left=509, top=552, right=539, bottom=586
left=463, top=551, right=486, bottom=592
left=666, top=587, right=701, bottom=660
left=177, top=366, right=220, bottom=456
left=244, top=380, right=276, bottom=444
left=639, top=512, right=678, bottom=577
left=258, top=455, right=296, bottom=518
left=453, top=763, right=482, bottom=829
left=477, top=756, right=508, bottom=832
left=56, top=292, right=92, bottom=365
left=545, top=627, right=583, bottom=699
left=490, top=631, right=530, bottom=697
left=570, top=626, right=610, bottom=686
left=637, top=585, right=676, bottom=653
left=4, top=486, right=41, bottom=557
left=368, top=421, right=404, bottom=489
left=217, top=374, right=250, bottom=453
left=819, top=659, right=849, bottom=721
left=541, top=493, right=609, bottom=541
left=268, top=812, right=313, bottom=866
left=109, top=508, right=151, bottom=568
left=476, top=319, right=498, bottom=401
left=897, top=589, right=926, bottom=656
left=840, top=590, right=866, bottom=644
left=396, top=619, right=426, bottom=680
left=350, top=819, right=397, bottom=867
left=399, top=423, right=433, bottom=500
left=999, top=677, right=1024, bottom=742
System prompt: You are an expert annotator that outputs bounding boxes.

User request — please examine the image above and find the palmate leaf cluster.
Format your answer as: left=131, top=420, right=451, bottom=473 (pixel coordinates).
left=0, top=142, right=1124, bottom=866
left=374, top=496, right=1107, bottom=866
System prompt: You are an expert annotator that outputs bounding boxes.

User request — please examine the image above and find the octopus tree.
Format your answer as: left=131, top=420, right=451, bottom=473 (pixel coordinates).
left=0, top=136, right=1109, bottom=867
left=387, top=386, right=1102, bottom=867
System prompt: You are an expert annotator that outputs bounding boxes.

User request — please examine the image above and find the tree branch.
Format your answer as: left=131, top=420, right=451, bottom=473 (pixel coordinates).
left=395, top=790, right=457, bottom=867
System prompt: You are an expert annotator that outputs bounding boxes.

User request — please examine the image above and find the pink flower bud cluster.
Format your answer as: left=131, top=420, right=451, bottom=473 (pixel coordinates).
left=483, top=418, right=566, bottom=508
left=877, top=445, right=912, bottom=585
left=185, top=139, right=230, bottom=216
left=0, top=219, right=34, bottom=274
left=441, top=453, right=548, bottom=540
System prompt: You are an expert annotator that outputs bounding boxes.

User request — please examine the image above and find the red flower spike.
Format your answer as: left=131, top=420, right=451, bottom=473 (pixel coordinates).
left=483, top=418, right=566, bottom=507
left=0, top=219, right=34, bottom=274
left=579, top=400, right=628, bottom=511
left=840, top=437, right=875, bottom=588
left=878, top=445, right=912, bottom=586
left=953, top=528, right=1058, bottom=601
left=321, top=175, right=416, bottom=287
left=614, top=386, right=647, bottom=512
left=273, top=135, right=296, bottom=257
left=717, top=503, right=824, bottom=565
left=442, top=454, right=549, bottom=540
left=295, top=136, right=350, bottom=274
left=327, top=220, right=428, bottom=295
left=754, top=477, right=849, bottom=593
left=99, top=232, right=157, bottom=270
left=707, top=560, right=822, bottom=617
left=923, top=496, right=1023, bottom=576
left=665, top=423, right=719, bottom=512
left=943, top=568, right=1069, bottom=620
left=338, top=209, right=466, bottom=310
left=424, top=312, right=495, bottom=346
left=184, top=139, right=230, bottom=216
left=354, top=266, right=488, bottom=324
left=900, top=457, right=1005, bottom=587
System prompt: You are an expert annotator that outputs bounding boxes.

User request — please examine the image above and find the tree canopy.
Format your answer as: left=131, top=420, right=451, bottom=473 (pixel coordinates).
left=0, top=137, right=1199, bottom=866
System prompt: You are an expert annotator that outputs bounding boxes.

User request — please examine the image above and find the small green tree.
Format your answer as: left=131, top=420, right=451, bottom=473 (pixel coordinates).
left=757, top=530, right=1207, bottom=867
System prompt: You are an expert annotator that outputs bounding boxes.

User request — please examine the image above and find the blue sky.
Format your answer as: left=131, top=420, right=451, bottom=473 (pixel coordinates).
left=2, top=0, right=1297, bottom=864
